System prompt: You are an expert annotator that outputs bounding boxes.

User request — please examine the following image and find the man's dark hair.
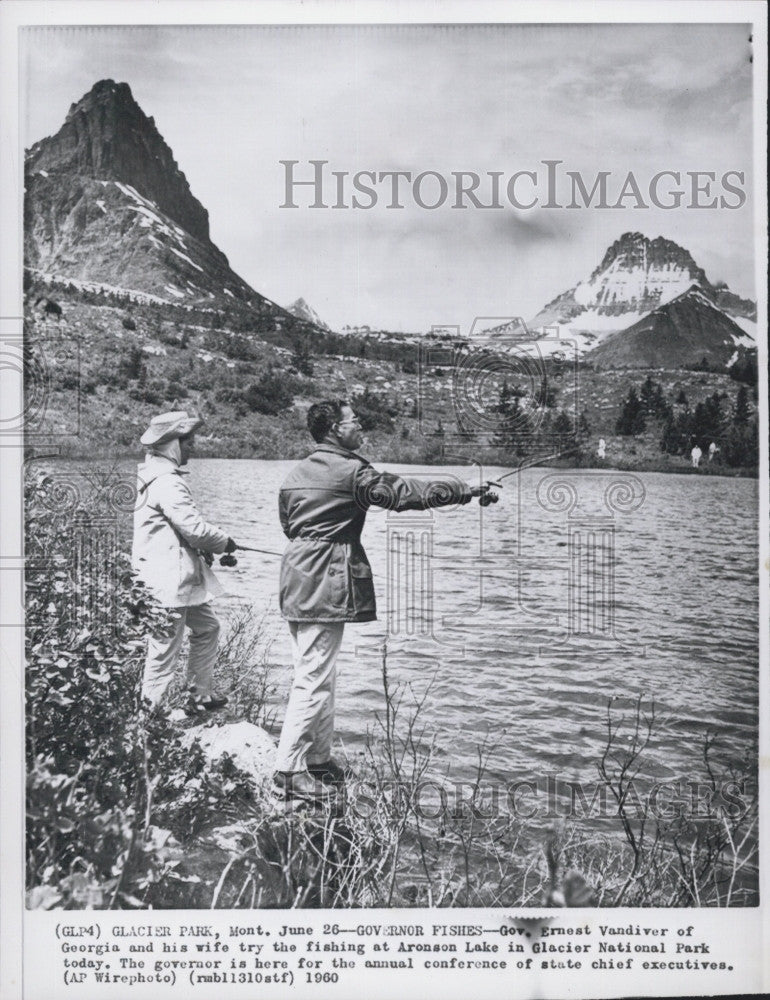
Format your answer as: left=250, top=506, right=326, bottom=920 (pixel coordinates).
left=307, top=399, right=348, bottom=442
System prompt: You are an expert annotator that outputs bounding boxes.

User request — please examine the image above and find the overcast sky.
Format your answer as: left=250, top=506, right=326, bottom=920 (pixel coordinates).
left=22, top=23, right=755, bottom=332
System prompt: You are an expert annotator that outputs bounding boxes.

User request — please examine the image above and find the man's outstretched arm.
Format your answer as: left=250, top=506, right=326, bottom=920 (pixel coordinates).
left=353, top=463, right=477, bottom=512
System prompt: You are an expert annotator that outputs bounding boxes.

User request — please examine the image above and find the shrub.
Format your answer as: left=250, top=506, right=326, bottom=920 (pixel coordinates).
left=157, top=326, right=189, bottom=349
left=128, top=379, right=165, bottom=406
left=289, top=336, right=315, bottom=377
left=728, top=350, right=758, bottom=386
left=350, top=387, right=399, bottom=431
left=118, top=345, right=146, bottom=382
left=241, top=367, right=298, bottom=415
left=25, top=471, right=259, bottom=909
left=205, top=331, right=259, bottom=362
left=165, top=378, right=188, bottom=400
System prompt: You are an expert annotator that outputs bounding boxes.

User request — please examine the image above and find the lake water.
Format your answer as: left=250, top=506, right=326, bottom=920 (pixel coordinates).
left=190, top=459, right=759, bottom=797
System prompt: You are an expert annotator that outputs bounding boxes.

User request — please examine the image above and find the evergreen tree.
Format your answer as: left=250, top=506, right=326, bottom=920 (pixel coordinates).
left=733, top=384, right=750, bottom=425
left=728, top=350, right=758, bottom=386
left=290, top=335, right=315, bottom=376
left=640, top=374, right=656, bottom=412
left=552, top=410, right=575, bottom=450
left=615, top=387, right=646, bottom=435
left=691, top=391, right=725, bottom=447
left=722, top=420, right=758, bottom=467
left=652, top=383, right=670, bottom=420
left=496, top=378, right=512, bottom=414
left=660, top=410, right=692, bottom=455
left=493, top=394, right=532, bottom=455
left=552, top=410, right=573, bottom=435
left=120, top=345, right=146, bottom=382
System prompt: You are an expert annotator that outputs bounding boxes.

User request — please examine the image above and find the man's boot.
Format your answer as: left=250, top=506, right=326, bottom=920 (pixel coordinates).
left=272, top=770, right=338, bottom=802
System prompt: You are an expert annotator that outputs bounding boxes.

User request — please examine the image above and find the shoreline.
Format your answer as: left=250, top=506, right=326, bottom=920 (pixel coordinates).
left=26, top=449, right=759, bottom=480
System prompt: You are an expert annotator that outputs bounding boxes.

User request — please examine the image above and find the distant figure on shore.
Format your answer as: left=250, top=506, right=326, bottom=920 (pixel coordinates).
left=691, top=444, right=702, bottom=468
left=132, top=410, right=239, bottom=714
left=597, top=438, right=606, bottom=460
left=708, top=441, right=718, bottom=462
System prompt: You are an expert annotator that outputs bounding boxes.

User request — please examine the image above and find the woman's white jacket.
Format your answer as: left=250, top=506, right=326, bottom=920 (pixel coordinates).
left=132, top=454, right=229, bottom=607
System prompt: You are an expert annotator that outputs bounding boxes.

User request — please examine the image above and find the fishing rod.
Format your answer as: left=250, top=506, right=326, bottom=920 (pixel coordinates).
left=478, top=446, right=577, bottom=505
left=218, top=449, right=576, bottom=563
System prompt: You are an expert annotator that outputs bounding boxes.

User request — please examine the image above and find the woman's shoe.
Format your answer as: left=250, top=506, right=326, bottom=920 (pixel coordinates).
left=184, top=693, right=229, bottom=716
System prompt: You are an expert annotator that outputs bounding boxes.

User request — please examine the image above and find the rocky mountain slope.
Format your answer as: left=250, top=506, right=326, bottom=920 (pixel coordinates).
left=24, top=80, right=308, bottom=331
left=528, top=232, right=757, bottom=356
left=588, top=286, right=754, bottom=370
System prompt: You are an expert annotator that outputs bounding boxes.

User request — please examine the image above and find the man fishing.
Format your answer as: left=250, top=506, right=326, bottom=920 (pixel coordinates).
left=132, top=410, right=239, bottom=714
left=273, top=399, right=489, bottom=802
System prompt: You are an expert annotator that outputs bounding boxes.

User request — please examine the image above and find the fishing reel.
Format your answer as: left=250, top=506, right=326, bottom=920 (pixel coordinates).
left=216, top=542, right=282, bottom=567
left=479, top=481, right=502, bottom=506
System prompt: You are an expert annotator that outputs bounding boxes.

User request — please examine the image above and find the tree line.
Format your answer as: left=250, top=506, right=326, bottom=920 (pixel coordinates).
left=615, top=372, right=758, bottom=468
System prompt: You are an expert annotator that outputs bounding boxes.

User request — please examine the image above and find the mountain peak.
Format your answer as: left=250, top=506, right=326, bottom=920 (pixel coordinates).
left=592, top=232, right=707, bottom=287
left=66, top=78, right=133, bottom=115
left=288, top=297, right=330, bottom=330
left=528, top=230, right=756, bottom=355
left=27, top=79, right=210, bottom=243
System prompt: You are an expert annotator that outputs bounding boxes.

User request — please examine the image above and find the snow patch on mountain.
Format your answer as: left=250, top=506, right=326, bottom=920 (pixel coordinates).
left=28, top=268, right=178, bottom=307
left=571, top=260, right=695, bottom=312
left=729, top=315, right=757, bottom=343
left=169, top=246, right=204, bottom=272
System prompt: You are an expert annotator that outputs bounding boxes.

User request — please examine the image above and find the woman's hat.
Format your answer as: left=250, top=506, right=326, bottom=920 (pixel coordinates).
left=140, top=410, right=204, bottom=447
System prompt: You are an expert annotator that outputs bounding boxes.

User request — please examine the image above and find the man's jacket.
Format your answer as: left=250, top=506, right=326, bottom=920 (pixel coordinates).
left=278, top=444, right=472, bottom=623
left=132, top=455, right=229, bottom=607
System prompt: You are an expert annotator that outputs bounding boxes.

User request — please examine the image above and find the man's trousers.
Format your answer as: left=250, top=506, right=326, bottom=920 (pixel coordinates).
left=274, top=622, right=345, bottom=773
left=142, top=602, right=221, bottom=706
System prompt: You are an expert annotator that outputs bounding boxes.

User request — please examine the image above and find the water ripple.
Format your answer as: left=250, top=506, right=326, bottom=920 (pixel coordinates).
left=191, top=461, right=759, bottom=787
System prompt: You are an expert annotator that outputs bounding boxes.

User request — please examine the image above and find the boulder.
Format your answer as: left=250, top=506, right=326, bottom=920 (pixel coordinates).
left=181, top=721, right=276, bottom=791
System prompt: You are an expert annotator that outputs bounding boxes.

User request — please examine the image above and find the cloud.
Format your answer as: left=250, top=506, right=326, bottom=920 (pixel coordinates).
left=20, top=22, right=756, bottom=330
